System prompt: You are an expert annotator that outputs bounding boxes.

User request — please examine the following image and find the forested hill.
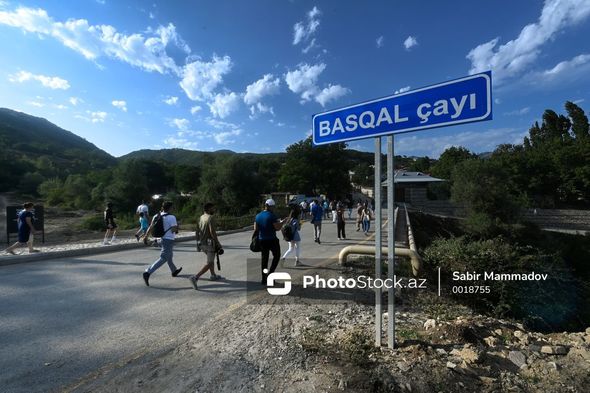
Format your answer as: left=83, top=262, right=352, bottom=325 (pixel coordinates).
left=0, top=108, right=116, bottom=168
left=121, top=148, right=286, bottom=167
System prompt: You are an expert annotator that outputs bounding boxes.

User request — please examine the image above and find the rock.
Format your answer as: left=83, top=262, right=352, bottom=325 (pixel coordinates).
left=508, top=351, right=527, bottom=368
left=568, top=347, right=590, bottom=361
left=514, top=330, right=524, bottom=339
left=541, top=346, right=554, bottom=354
left=585, top=327, right=590, bottom=335
left=446, top=361, right=457, bottom=369
left=554, top=346, right=568, bottom=355
left=424, top=319, right=436, bottom=330
left=479, top=376, right=497, bottom=384
left=530, top=344, right=542, bottom=352
left=494, top=329, right=503, bottom=336
left=436, top=348, right=447, bottom=356
left=547, top=362, right=558, bottom=372
left=338, top=379, right=347, bottom=390
left=450, top=346, right=479, bottom=364
left=484, top=336, right=499, bottom=347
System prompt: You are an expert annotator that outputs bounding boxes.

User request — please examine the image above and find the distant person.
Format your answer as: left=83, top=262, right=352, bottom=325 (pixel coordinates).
left=356, top=202, right=363, bottom=231
left=299, top=200, right=308, bottom=219
left=135, top=212, right=149, bottom=241
left=136, top=200, right=150, bottom=222
left=361, top=205, right=372, bottom=235
left=254, top=199, right=286, bottom=285
left=310, top=199, right=324, bottom=244
left=322, top=200, right=329, bottom=219
left=103, top=202, right=117, bottom=245
left=347, top=200, right=353, bottom=219
left=190, top=203, right=223, bottom=290
left=330, top=200, right=337, bottom=223
left=336, top=203, right=346, bottom=240
left=142, top=201, right=182, bottom=287
left=3, top=202, right=39, bottom=255
left=281, top=208, right=302, bottom=267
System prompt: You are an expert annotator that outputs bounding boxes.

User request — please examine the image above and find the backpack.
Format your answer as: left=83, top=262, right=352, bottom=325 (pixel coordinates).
left=152, top=213, right=170, bottom=238
left=281, top=219, right=296, bottom=241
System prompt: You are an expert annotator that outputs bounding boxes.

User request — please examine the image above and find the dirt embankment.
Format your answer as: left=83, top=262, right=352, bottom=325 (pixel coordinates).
left=67, top=258, right=590, bottom=393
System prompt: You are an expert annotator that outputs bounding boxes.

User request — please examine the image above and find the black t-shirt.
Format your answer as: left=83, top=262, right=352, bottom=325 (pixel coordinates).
left=104, top=208, right=116, bottom=225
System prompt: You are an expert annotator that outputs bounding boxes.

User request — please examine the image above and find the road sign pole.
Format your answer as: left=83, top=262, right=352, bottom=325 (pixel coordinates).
left=374, top=137, right=382, bottom=347
left=387, top=135, right=395, bottom=349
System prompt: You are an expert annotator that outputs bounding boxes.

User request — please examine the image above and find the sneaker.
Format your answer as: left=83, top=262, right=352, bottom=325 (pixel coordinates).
left=143, top=272, right=150, bottom=287
left=338, top=237, right=341, bottom=240
left=189, top=275, right=198, bottom=290
left=102, top=241, right=110, bottom=246
left=294, top=260, right=302, bottom=267
left=135, top=234, right=139, bottom=242
left=210, top=274, right=224, bottom=281
left=172, top=267, right=183, bottom=277
left=356, top=228, right=360, bottom=232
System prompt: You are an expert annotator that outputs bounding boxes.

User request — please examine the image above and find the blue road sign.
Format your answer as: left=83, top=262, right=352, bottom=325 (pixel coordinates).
left=312, top=71, right=492, bottom=146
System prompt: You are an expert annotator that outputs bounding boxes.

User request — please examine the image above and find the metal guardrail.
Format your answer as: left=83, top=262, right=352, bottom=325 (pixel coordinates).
left=338, top=205, right=422, bottom=276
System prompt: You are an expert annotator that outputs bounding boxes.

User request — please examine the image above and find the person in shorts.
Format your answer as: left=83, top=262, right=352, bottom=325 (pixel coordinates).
left=135, top=212, right=149, bottom=241
left=4, top=202, right=39, bottom=254
left=190, top=203, right=222, bottom=290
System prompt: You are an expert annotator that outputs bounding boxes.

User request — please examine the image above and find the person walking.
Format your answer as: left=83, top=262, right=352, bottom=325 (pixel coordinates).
left=142, top=201, right=182, bottom=286
left=347, top=200, right=353, bottom=219
left=299, top=200, right=308, bottom=219
left=281, top=208, right=302, bottom=266
left=322, top=199, right=329, bottom=219
left=190, top=203, right=222, bottom=290
left=135, top=212, right=149, bottom=241
left=361, top=204, right=372, bottom=235
left=136, top=200, right=150, bottom=222
left=254, top=199, right=286, bottom=285
left=103, top=202, right=117, bottom=245
left=330, top=200, right=337, bottom=223
left=4, top=202, right=39, bottom=255
left=356, top=202, right=363, bottom=231
left=310, top=199, right=324, bottom=244
left=336, top=203, right=346, bottom=240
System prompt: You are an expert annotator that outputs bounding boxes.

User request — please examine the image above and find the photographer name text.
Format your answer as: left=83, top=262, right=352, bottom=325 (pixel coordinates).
left=453, top=271, right=548, bottom=281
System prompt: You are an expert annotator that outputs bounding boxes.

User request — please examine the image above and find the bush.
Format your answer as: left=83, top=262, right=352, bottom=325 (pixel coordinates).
left=423, top=236, right=589, bottom=332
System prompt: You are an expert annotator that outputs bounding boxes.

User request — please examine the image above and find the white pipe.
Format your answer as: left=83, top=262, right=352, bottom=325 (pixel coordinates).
left=338, top=245, right=421, bottom=277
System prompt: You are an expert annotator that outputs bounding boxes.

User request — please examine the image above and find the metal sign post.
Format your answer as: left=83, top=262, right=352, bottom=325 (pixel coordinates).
left=374, top=137, right=382, bottom=347
left=387, top=135, right=395, bottom=348
left=312, top=71, right=493, bottom=349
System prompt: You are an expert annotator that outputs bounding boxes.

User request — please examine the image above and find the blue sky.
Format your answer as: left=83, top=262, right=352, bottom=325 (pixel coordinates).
left=1, top=0, right=589, bottom=157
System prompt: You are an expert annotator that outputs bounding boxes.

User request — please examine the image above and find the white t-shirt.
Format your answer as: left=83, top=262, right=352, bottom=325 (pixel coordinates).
left=156, top=213, right=177, bottom=240
left=136, top=204, right=149, bottom=215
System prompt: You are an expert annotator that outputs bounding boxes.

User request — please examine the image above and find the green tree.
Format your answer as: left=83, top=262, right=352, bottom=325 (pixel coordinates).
left=278, top=137, right=352, bottom=199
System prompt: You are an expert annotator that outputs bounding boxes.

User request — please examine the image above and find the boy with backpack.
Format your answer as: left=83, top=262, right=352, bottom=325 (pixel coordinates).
left=142, top=201, right=183, bottom=286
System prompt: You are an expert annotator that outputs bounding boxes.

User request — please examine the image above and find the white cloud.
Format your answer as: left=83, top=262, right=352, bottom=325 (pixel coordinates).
left=208, top=92, right=240, bottom=119
left=249, top=102, right=275, bottom=119
left=376, top=35, right=384, bottom=48
left=179, top=55, right=232, bottom=101
left=164, top=136, right=199, bottom=149
left=504, top=107, right=530, bottom=116
left=396, top=127, right=527, bottom=158
left=302, top=38, right=318, bottom=54
left=55, top=104, right=67, bottom=110
left=403, top=36, right=418, bottom=50
left=9, top=70, right=70, bottom=89
left=466, top=0, right=590, bottom=84
left=190, top=105, right=202, bottom=114
left=169, top=118, right=189, bottom=131
left=111, top=100, right=127, bottom=112
left=315, top=84, right=350, bottom=107
left=573, top=99, right=585, bottom=104
left=244, top=74, right=280, bottom=105
left=213, top=129, right=242, bottom=145
left=394, top=86, right=411, bottom=94
left=293, top=6, right=321, bottom=47
left=69, top=97, right=83, bottom=106
left=285, top=63, right=326, bottom=102
left=27, top=101, right=44, bottom=107
left=0, top=7, right=188, bottom=74
left=163, top=96, right=178, bottom=105
left=88, top=111, right=107, bottom=123
left=206, top=118, right=240, bottom=130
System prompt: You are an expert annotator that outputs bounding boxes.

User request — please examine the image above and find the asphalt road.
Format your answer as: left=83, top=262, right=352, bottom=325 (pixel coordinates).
left=0, top=215, right=378, bottom=393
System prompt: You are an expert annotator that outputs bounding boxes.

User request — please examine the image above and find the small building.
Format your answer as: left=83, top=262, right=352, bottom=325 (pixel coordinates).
left=382, top=171, right=444, bottom=205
